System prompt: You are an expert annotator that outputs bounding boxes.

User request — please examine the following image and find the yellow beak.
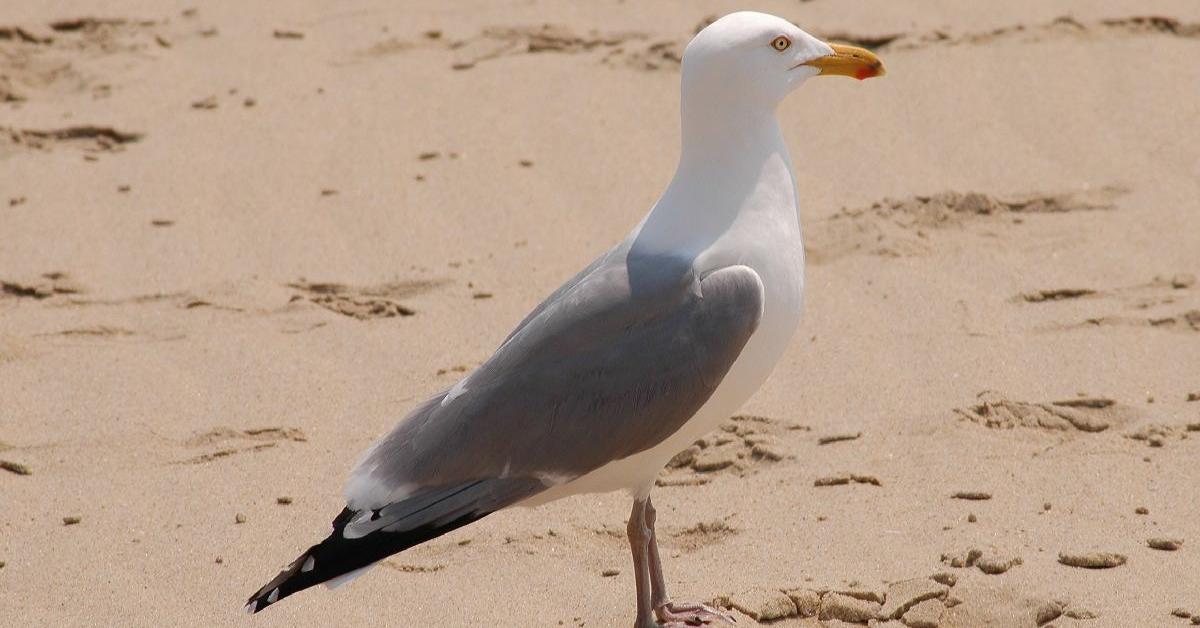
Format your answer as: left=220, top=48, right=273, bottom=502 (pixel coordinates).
left=801, top=43, right=886, bottom=80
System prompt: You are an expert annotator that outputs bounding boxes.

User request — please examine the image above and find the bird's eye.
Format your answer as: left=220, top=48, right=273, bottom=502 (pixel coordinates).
left=771, top=36, right=791, bottom=51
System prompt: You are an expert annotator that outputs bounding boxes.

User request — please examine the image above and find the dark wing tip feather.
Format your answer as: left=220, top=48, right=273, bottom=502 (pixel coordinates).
left=245, top=508, right=357, bottom=614
left=245, top=508, right=489, bottom=613
left=244, top=479, right=544, bottom=614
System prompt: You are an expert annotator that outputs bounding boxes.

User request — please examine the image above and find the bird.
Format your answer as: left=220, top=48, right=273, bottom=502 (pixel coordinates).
left=245, top=11, right=884, bottom=627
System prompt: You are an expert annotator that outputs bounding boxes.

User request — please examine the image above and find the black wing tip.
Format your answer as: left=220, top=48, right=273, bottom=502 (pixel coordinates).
left=244, top=589, right=276, bottom=614
left=245, top=508, right=357, bottom=614
left=243, top=482, right=532, bottom=615
left=244, top=552, right=313, bottom=614
left=244, top=579, right=288, bottom=615
left=243, top=590, right=289, bottom=615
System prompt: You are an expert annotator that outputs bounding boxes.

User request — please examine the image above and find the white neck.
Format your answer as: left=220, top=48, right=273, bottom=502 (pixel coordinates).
left=631, top=102, right=796, bottom=260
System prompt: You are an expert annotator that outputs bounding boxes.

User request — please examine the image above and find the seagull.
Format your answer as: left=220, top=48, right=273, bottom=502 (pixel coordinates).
left=246, top=11, right=883, bottom=627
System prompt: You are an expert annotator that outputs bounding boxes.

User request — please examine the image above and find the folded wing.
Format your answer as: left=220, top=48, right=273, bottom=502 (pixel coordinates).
left=246, top=252, right=764, bottom=612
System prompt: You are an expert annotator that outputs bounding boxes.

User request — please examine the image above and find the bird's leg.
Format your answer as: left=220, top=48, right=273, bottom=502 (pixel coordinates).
left=646, top=496, right=737, bottom=626
left=645, top=497, right=670, bottom=610
left=628, top=498, right=657, bottom=628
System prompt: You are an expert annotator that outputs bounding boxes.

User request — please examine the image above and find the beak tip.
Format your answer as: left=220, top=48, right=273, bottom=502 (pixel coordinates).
left=853, top=65, right=885, bottom=81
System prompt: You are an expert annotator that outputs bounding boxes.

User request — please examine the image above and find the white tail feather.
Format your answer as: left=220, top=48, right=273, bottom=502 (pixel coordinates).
left=323, top=563, right=375, bottom=590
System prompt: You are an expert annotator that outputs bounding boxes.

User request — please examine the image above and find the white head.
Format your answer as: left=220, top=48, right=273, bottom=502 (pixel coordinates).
left=681, top=12, right=885, bottom=114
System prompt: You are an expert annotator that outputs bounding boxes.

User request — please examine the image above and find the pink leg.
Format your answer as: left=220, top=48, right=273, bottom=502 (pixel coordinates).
left=628, top=498, right=657, bottom=628
left=645, top=497, right=736, bottom=626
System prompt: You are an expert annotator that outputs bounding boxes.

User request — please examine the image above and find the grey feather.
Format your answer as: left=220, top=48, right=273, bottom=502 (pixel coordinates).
left=345, top=245, right=763, bottom=510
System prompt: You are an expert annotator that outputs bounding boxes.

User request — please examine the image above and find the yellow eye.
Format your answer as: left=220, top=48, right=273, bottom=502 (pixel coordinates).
left=771, top=35, right=791, bottom=51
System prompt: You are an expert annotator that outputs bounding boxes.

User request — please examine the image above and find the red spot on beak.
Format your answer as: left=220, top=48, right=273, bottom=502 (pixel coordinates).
left=855, top=67, right=875, bottom=81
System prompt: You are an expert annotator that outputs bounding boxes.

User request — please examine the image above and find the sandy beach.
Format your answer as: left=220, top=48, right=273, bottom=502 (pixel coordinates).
left=2, top=1, right=1199, bottom=626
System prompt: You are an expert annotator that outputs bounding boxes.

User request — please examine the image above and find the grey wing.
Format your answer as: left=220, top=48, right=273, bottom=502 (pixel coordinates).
left=245, top=258, right=764, bottom=612
left=497, top=243, right=621, bottom=347
left=344, top=258, right=764, bottom=511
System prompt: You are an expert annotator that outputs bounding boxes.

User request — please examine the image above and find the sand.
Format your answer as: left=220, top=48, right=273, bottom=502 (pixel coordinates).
left=2, top=1, right=1199, bottom=626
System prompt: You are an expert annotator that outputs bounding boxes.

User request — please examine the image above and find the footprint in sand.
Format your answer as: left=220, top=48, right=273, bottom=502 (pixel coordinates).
left=668, top=519, right=738, bottom=554
left=831, top=14, right=1200, bottom=54
left=804, top=187, right=1126, bottom=265
left=287, top=279, right=447, bottom=320
left=449, top=24, right=646, bottom=70
left=1020, top=273, right=1200, bottom=333
left=1016, top=273, right=1195, bottom=305
left=1016, top=288, right=1098, bottom=303
left=939, top=579, right=1095, bottom=628
left=0, top=15, right=214, bottom=104
left=941, top=547, right=1024, bottom=575
left=1126, top=422, right=1200, bottom=449
left=656, top=414, right=806, bottom=487
left=348, top=23, right=649, bottom=71
left=1, top=272, right=85, bottom=299
left=953, top=391, right=1136, bottom=434
left=715, top=574, right=960, bottom=625
left=349, top=19, right=710, bottom=74
left=14, top=282, right=192, bottom=342
left=36, top=325, right=135, bottom=338
left=1077, top=309, right=1200, bottom=334
left=720, top=573, right=1103, bottom=626
left=176, top=426, right=307, bottom=465
left=2, top=125, right=143, bottom=159
left=380, top=560, right=445, bottom=574
left=813, top=473, right=882, bottom=488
